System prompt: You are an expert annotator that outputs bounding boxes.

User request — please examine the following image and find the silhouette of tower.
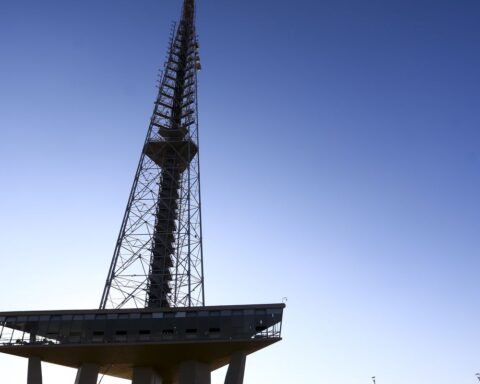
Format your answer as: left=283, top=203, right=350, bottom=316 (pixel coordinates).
left=100, top=0, right=204, bottom=310
left=0, top=1, right=284, bottom=383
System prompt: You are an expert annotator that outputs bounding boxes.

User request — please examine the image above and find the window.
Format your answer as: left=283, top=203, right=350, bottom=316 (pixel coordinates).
left=139, top=330, right=150, bottom=341
left=114, top=331, right=127, bottom=341
left=266, top=308, right=282, bottom=315
left=208, top=328, right=220, bottom=338
left=185, top=328, right=197, bottom=339
left=92, top=331, right=104, bottom=342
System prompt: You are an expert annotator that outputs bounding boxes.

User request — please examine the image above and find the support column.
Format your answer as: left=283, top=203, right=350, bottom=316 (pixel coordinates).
left=178, top=361, right=210, bottom=384
left=224, top=352, right=246, bottom=384
left=27, top=356, right=42, bottom=384
left=132, top=367, right=162, bottom=384
left=74, top=363, right=99, bottom=384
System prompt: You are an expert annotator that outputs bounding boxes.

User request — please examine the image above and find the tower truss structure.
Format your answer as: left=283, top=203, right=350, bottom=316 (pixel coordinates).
left=100, top=0, right=204, bottom=309
left=0, top=2, right=286, bottom=383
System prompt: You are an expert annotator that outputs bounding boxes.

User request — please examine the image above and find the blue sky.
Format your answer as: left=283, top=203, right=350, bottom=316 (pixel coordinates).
left=1, top=0, right=480, bottom=383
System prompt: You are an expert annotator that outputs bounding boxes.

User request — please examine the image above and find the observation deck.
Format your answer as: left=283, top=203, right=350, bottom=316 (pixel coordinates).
left=144, top=139, right=198, bottom=172
left=0, top=303, right=284, bottom=383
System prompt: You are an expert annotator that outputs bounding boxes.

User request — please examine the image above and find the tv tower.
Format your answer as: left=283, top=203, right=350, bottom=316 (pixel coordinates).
left=100, top=0, right=204, bottom=310
left=0, top=1, right=284, bottom=383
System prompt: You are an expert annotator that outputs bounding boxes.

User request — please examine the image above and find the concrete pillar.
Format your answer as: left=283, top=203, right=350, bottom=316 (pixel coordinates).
left=74, top=363, right=99, bottom=384
left=178, top=361, right=211, bottom=384
left=27, top=356, right=42, bottom=384
left=224, top=352, right=246, bottom=384
left=132, top=367, right=162, bottom=384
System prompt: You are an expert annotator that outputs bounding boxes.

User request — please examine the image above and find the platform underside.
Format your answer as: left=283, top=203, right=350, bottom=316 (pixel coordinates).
left=0, top=338, right=278, bottom=382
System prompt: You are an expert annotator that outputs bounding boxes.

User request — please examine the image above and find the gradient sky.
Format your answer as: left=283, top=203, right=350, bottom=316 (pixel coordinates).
left=1, top=0, right=480, bottom=383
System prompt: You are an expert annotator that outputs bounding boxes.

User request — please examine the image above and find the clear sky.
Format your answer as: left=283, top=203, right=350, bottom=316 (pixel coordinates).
left=1, top=0, right=480, bottom=383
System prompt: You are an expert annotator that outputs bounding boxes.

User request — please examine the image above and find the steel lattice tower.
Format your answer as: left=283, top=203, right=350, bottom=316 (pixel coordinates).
left=100, top=0, right=204, bottom=310
left=0, top=2, right=285, bottom=382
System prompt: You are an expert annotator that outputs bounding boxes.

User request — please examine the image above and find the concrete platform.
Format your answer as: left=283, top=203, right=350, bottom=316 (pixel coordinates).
left=0, top=304, right=284, bottom=383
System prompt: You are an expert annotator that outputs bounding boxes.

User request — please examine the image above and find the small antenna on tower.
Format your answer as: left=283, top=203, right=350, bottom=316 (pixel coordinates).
left=371, top=376, right=376, bottom=384
left=476, top=373, right=480, bottom=382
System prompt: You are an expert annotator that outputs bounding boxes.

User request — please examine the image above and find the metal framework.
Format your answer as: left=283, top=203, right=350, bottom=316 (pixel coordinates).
left=100, top=0, right=204, bottom=309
